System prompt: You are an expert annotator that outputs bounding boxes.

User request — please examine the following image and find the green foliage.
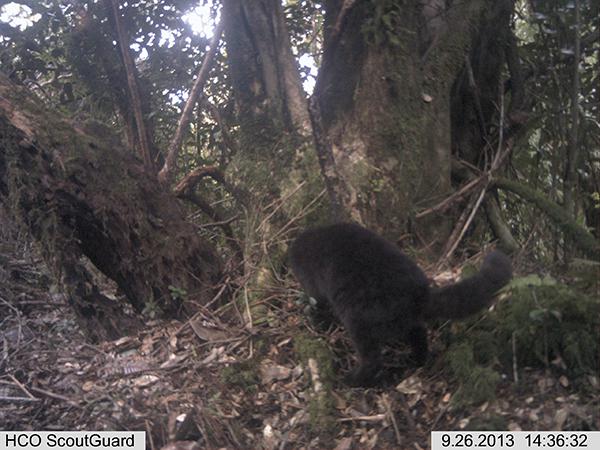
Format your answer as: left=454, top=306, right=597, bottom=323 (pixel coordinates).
left=447, top=275, right=598, bottom=406
left=507, top=0, right=599, bottom=259
left=168, top=285, right=188, bottom=301
left=443, top=273, right=598, bottom=408
left=141, top=297, right=160, bottom=318
left=220, top=359, right=260, bottom=393
left=465, top=415, right=509, bottom=431
left=1, top=0, right=232, bottom=170
left=284, top=0, right=323, bottom=76
left=446, top=342, right=501, bottom=407
left=293, top=333, right=337, bottom=436
left=293, top=333, right=336, bottom=387
left=494, top=277, right=599, bottom=377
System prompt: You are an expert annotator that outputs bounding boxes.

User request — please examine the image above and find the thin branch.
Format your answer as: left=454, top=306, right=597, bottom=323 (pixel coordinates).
left=8, top=374, right=36, bottom=400
left=108, top=0, right=153, bottom=171
left=330, top=0, right=357, bottom=44
left=159, top=20, right=225, bottom=184
left=494, top=177, right=599, bottom=259
left=563, top=0, right=582, bottom=220
left=438, top=184, right=488, bottom=266
left=177, top=190, right=243, bottom=271
left=174, top=165, right=250, bottom=207
left=416, top=174, right=486, bottom=219
left=505, top=31, right=526, bottom=118
left=28, top=386, right=79, bottom=406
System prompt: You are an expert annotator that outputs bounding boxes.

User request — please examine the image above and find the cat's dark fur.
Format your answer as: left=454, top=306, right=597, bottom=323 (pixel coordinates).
left=289, top=222, right=512, bottom=386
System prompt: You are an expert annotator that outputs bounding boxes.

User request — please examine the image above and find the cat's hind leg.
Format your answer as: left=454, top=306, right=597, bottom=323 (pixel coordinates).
left=407, top=324, right=428, bottom=366
left=344, top=318, right=383, bottom=387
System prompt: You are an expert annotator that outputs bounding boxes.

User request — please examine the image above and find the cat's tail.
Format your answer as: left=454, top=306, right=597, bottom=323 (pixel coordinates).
left=424, top=251, right=512, bottom=320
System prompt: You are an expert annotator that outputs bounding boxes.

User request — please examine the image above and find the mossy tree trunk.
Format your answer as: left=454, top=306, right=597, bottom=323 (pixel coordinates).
left=221, top=0, right=324, bottom=293
left=0, top=74, right=222, bottom=341
left=313, top=0, right=504, bottom=244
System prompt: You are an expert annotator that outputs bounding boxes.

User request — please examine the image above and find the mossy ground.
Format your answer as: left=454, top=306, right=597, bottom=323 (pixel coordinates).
left=442, top=274, right=599, bottom=406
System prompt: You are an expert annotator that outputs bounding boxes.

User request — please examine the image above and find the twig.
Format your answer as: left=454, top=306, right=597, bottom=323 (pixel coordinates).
left=339, top=414, right=387, bottom=422
left=397, top=393, right=417, bottom=431
left=145, top=420, right=155, bottom=450
left=29, top=386, right=79, bottom=406
left=512, top=331, right=519, bottom=384
left=416, top=175, right=485, bottom=219
left=243, top=285, right=253, bottom=329
left=257, top=182, right=306, bottom=232
left=174, top=165, right=250, bottom=207
left=270, top=189, right=326, bottom=242
left=493, top=76, right=505, bottom=169
left=430, top=403, right=449, bottom=431
left=0, top=396, right=39, bottom=402
left=308, top=358, right=323, bottom=393
left=8, top=374, right=36, bottom=399
left=436, top=68, right=513, bottom=261
left=382, top=394, right=403, bottom=446
left=0, top=294, right=20, bottom=314
left=331, top=0, right=356, bottom=42
left=178, top=190, right=244, bottom=266
left=194, top=215, right=239, bottom=228
left=440, top=184, right=488, bottom=264
left=206, top=100, right=239, bottom=158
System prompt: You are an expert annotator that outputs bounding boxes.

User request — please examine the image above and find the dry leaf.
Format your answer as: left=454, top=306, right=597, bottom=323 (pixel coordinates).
left=260, top=360, right=292, bottom=384
left=555, top=408, right=569, bottom=430
left=334, top=437, right=354, bottom=450
left=133, top=374, right=159, bottom=387
left=190, top=318, right=229, bottom=342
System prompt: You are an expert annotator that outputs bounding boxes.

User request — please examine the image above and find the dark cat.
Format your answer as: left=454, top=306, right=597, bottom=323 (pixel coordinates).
left=289, top=222, right=512, bottom=386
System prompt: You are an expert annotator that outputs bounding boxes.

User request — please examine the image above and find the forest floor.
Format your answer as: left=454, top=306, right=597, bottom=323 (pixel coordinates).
left=1, top=222, right=598, bottom=449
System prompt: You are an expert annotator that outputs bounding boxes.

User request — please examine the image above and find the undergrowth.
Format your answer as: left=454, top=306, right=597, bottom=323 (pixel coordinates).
left=445, top=274, right=599, bottom=406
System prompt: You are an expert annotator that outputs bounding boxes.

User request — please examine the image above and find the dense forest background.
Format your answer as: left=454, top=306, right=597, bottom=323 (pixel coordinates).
left=0, top=0, right=598, bottom=448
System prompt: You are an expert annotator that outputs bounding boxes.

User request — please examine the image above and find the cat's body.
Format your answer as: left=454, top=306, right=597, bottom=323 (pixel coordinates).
left=289, top=222, right=512, bottom=386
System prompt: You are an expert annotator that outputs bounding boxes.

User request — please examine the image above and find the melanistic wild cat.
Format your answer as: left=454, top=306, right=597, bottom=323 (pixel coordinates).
left=289, top=223, right=512, bottom=387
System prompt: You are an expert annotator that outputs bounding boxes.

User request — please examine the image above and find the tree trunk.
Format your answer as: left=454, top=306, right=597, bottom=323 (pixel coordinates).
left=66, top=1, right=162, bottom=167
left=222, top=0, right=311, bottom=143
left=313, top=0, right=497, bottom=244
left=222, top=0, right=322, bottom=211
left=220, top=0, right=327, bottom=321
left=0, top=74, right=222, bottom=341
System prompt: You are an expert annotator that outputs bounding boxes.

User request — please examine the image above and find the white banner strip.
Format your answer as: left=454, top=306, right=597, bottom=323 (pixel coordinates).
left=432, top=431, right=600, bottom=450
left=0, top=432, right=145, bottom=450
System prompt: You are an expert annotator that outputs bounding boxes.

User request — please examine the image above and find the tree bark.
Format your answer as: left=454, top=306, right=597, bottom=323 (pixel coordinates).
left=221, top=0, right=325, bottom=250
left=222, top=0, right=311, bottom=142
left=313, top=0, right=495, bottom=242
left=0, top=74, right=222, bottom=341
